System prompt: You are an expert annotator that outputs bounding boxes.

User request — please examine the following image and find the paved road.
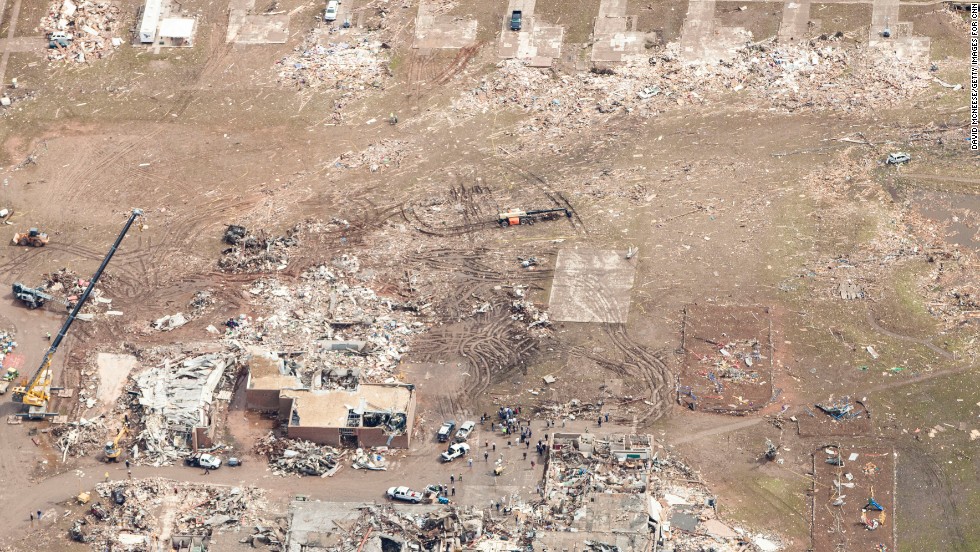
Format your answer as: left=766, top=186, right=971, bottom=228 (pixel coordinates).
left=0, top=0, right=24, bottom=86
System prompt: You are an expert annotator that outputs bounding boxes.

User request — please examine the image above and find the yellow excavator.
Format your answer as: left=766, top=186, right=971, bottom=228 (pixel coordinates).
left=104, top=426, right=128, bottom=462
left=11, top=209, right=144, bottom=419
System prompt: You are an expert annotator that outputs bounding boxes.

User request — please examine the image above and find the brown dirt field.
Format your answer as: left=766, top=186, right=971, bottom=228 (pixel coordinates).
left=0, top=0, right=977, bottom=550
left=679, top=304, right=774, bottom=414
left=811, top=444, right=896, bottom=552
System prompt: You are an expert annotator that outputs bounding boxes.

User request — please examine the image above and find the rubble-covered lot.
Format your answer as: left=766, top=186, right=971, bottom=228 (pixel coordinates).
left=452, top=40, right=938, bottom=143
left=37, top=0, right=123, bottom=62
left=72, top=479, right=269, bottom=551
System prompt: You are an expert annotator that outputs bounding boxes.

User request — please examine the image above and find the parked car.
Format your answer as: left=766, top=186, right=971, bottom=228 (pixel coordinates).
left=184, top=453, right=222, bottom=469
left=454, top=421, right=476, bottom=442
left=111, top=488, right=126, bottom=506
left=886, top=152, right=911, bottom=165
left=227, top=457, right=242, bottom=467
left=510, top=10, right=522, bottom=31
left=437, top=420, right=456, bottom=442
left=386, top=486, right=423, bottom=504
left=440, top=442, right=470, bottom=463
left=324, top=0, right=339, bottom=21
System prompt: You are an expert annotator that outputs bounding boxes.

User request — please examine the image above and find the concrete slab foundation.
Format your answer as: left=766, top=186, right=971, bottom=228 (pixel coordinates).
left=548, top=249, right=636, bottom=324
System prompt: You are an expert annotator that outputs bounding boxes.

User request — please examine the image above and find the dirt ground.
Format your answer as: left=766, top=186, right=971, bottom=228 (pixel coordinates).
left=0, top=0, right=977, bottom=550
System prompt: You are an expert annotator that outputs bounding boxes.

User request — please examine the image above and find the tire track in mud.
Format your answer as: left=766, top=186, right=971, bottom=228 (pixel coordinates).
left=406, top=50, right=434, bottom=102
left=896, top=444, right=966, bottom=548
left=60, top=132, right=164, bottom=207
left=400, top=204, right=495, bottom=237
left=570, top=324, right=674, bottom=423
left=417, top=248, right=552, bottom=282
left=434, top=42, right=482, bottom=86
left=413, top=308, right=538, bottom=399
left=413, top=248, right=550, bottom=321
left=503, top=163, right=586, bottom=233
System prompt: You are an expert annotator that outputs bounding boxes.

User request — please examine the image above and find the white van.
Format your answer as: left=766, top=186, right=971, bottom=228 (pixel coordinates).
left=324, top=0, right=339, bottom=21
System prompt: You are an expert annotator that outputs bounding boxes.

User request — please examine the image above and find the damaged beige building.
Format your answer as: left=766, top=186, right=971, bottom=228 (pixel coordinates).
left=245, top=347, right=416, bottom=448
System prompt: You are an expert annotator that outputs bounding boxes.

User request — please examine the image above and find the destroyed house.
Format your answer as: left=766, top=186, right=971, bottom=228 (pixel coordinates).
left=244, top=347, right=304, bottom=410
left=280, top=385, right=415, bottom=448
left=244, top=347, right=416, bottom=448
left=134, top=353, right=235, bottom=453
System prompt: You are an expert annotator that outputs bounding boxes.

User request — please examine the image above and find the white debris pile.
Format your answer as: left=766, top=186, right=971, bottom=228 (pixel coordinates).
left=276, top=29, right=390, bottom=93
left=510, top=285, right=549, bottom=330
left=131, top=353, right=238, bottom=465
left=152, top=312, right=188, bottom=331
left=76, top=478, right=268, bottom=550
left=228, top=258, right=425, bottom=383
left=352, top=447, right=388, bottom=470
left=453, top=40, right=933, bottom=139
left=53, top=416, right=108, bottom=459
left=253, top=432, right=345, bottom=476
left=37, top=0, right=123, bottom=62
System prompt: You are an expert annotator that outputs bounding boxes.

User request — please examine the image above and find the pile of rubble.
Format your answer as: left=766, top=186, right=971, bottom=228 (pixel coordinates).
left=228, top=260, right=425, bottom=383
left=531, top=433, right=778, bottom=551
left=541, top=434, right=651, bottom=525
left=288, top=502, right=486, bottom=551
left=276, top=30, right=390, bottom=97
left=131, top=353, right=239, bottom=465
left=37, top=0, right=123, bottom=62
left=35, top=267, right=114, bottom=314
left=693, top=339, right=766, bottom=389
left=453, top=40, right=935, bottom=141
left=649, top=453, right=782, bottom=551
left=0, top=330, right=17, bottom=373
left=219, top=223, right=307, bottom=273
left=74, top=478, right=267, bottom=550
left=255, top=432, right=345, bottom=476
left=53, top=415, right=109, bottom=460
left=510, top=285, right=550, bottom=330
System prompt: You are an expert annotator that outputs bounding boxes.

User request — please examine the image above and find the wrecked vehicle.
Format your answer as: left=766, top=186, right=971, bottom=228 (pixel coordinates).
left=90, top=503, right=108, bottom=521
left=885, top=152, right=911, bottom=165
left=69, top=519, right=87, bottom=542
left=454, top=421, right=476, bottom=442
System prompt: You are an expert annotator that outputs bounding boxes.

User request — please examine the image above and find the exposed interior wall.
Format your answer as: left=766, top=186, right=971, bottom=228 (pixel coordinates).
left=246, top=388, right=281, bottom=411
left=288, top=426, right=342, bottom=447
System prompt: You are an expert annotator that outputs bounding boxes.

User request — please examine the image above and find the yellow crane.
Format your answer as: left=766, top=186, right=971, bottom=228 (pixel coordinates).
left=104, top=426, right=128, bottom=462
left=11, top=209, right=144, bottom=419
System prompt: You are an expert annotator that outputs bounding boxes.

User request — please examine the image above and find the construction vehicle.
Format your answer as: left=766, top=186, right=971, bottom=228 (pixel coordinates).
left=11, top=282, right=67, bottom=309
left=12, top=228, right=49, bottom=247
left=11, top=209, right=144, bottom=419
left=497, top=208, right=571, bottom=227
left=104, top=426, right=127, bottom=462
left=0, top=367, right=18, bottom=395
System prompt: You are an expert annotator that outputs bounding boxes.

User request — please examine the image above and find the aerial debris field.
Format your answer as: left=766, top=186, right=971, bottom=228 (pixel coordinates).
left=0, top=0, right=977, bottom=551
